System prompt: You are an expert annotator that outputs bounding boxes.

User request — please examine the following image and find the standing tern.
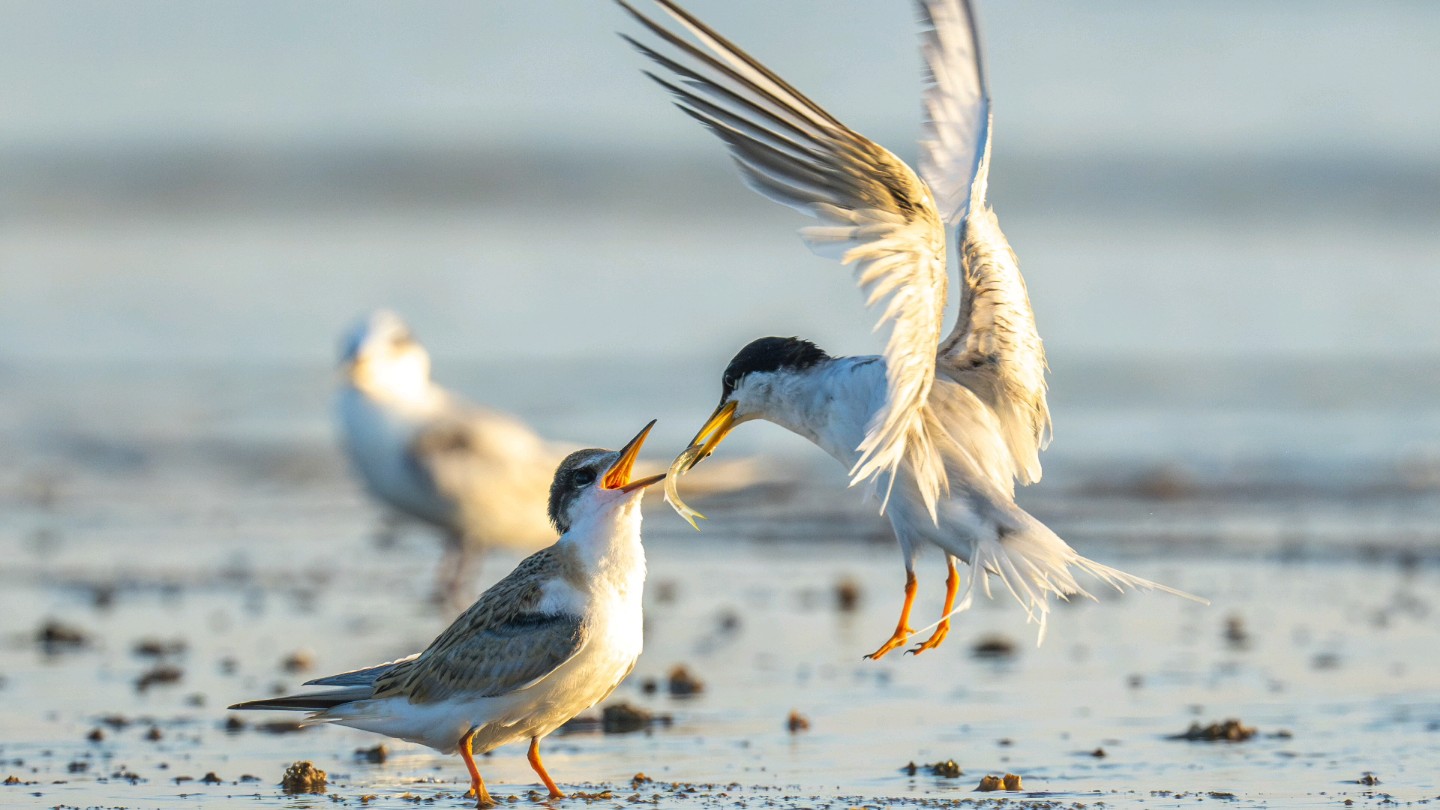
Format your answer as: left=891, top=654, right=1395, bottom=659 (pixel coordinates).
left=231, top=421, right=664, bottom=808
left=337, top=309, right=758, bottom=607
left=337, top=310, right=564, bottom=604
left=620, top=0, right=1202, bottom=658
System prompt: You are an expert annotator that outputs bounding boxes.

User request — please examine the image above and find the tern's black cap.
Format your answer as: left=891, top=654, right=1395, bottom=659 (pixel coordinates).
left=721, top=336, right=829, bottom=399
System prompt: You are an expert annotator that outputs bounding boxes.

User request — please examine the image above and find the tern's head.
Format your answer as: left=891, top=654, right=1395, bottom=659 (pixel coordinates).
left=680, top=336, right=829, bottom=459
left=548, top=420, right=665, bottom=535
left=662, top=337, right=829, bottom=527
left=339, top=310, right=432, bottom=397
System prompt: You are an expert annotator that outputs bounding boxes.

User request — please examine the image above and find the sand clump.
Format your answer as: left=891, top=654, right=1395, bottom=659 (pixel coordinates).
left=971, top=636, right=1017, bottom=659
left=976, top=773, right=1023, bottom=791
left=667, top=665, right=705, bottom=697
left=902, top=760, right=963, bottom=778
left=280, top=761, right=327, bottom=794
left=786, top=710, right=810, bottom=733
left=1170, top=719, right=1257, bottom=742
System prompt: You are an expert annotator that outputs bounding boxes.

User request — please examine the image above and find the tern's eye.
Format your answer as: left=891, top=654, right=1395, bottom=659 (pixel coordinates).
left=573, top=469, right=597, bottom=487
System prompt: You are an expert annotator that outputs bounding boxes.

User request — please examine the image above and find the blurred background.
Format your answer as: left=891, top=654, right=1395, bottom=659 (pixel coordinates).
left=3, top=0, right=1438, bottom=482
left=2, top=1, right=1439, bottom=804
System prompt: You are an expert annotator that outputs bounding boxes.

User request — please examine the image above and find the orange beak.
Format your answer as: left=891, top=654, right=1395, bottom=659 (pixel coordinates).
left=603, top=419, right=666, bottom=493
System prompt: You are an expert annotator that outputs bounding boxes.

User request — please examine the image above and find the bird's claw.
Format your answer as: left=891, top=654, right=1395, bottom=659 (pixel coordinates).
left=905, top=622, right=950, bottom=656
left=863, top=627, right=915, bottom=661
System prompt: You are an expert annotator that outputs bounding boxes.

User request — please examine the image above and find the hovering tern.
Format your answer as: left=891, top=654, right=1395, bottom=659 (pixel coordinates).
left=337, top=309, right=757, bottom=607
left=231, top=422, right=664, bottom=808
left=621, top=0, right=1202, bottom=658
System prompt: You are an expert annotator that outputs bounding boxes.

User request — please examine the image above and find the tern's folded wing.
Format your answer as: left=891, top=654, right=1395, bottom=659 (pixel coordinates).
left=619, top=0, right=950, bottom=516
left=404, top=396, right=557, bottom=515
left=372, top=548, right=586, bottom=703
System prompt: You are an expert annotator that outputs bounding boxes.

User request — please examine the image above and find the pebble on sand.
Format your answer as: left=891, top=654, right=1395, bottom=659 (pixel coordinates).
left=971, top=636, right=1017, bottom=660
left=280, top=761, right=327, bottom=794
left=132, top=638, right=187, bottom=657
left=594, top=702, right=673, bottom=734
left=135, top=664, right=183, bottom=692
left=282, top=650, right=315, bottom=673
left=902, top=760, right=962, bottom=778
left=1169, top=719, right=1257, bottom=742
left=786, top=710, right=810, bottom=733
left=667, top=665, right=705, bottom=697
left=37, top=620, right=90, bottom=650
left=354, top=744, right=388, bottom=764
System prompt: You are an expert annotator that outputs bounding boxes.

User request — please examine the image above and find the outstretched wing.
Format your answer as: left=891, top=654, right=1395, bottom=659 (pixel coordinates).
left=372, top=547, right=586, bottom=703
left=922, top=0, right=1051, bottom=485
left=618, top=0, right=950, bottom=516
left=917, top=0, right=991, bottom=226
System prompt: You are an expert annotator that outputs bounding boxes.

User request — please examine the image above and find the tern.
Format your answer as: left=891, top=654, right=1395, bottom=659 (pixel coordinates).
left=230, top=421, right=664, bottom=807
left=337, top=309, right=757, bottom=606
left=620, top=0, right=1202, bottom=658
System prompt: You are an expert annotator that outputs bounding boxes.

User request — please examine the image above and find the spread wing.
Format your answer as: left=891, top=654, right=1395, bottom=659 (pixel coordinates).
left=922, top=0, right=1052, bottom=485
left=917, top=0, right=991, bottom=225
left=618, top=0, right=950, bottom=516
left=372, top=548, right=586, bottom=703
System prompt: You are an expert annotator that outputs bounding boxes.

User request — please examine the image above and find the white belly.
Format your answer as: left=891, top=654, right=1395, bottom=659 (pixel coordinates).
left=331, top=593, right=644, bottom=754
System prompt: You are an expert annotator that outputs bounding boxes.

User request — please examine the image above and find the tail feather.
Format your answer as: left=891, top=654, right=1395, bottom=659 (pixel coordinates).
left=228, top=687, right=370, bottom=713
left=917, top=521, right=1207, bottom=645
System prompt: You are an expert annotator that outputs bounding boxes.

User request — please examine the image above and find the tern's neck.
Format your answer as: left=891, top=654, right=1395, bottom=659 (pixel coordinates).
left=559, top=500, right=646, bottom=599
left=348, top=363, right=438, bottom=408
left=753, top=357, right=881, bottom=461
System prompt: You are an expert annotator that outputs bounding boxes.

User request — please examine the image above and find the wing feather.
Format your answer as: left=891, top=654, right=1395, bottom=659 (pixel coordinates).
left=372, top=548, right=586, bottom=703
left=919, top=0, right=1051, bottom=485
left=620, top=0, right=951, bottom=516
left=916, top=0, right=991, bottom=224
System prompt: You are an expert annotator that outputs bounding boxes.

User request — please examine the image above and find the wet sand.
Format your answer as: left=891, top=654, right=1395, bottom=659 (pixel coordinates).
left=2, top=363, right=1440, bottom=801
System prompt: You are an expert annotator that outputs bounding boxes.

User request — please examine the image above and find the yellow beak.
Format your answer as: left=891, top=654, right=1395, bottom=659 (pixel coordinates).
left=664, top=400, right=739, bottom=529
left=603, top=419, right=666, bottom=493
left=681, top=400, right=738, bottom=472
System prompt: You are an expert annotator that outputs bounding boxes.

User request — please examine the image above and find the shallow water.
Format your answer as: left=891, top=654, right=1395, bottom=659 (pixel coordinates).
left=2, top=365, right=1438, bottom=809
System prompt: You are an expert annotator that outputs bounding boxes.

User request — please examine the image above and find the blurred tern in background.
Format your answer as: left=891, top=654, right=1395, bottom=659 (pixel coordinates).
left=621, top=0, right=1203, bottom=658
left=232, top=422, right=664, bottom=808
left=337, top=309, right=758, bottom=607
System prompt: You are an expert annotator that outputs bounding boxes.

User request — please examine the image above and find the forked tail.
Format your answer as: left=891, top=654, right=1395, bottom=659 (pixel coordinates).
left=915, top=518, right=1207, bottom=645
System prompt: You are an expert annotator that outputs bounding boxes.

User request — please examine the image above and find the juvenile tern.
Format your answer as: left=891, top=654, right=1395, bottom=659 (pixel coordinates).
left=620, top=0, right=1202, bottom=657
left=230, top=421, right=664, bottom=807
left=337, top=309, right=756, bottom=606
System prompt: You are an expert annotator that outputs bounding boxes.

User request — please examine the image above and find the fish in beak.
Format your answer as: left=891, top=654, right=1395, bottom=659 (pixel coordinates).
left=603, top=419, right=667, bottom=493
left=664, top=400, right=739, bottom=529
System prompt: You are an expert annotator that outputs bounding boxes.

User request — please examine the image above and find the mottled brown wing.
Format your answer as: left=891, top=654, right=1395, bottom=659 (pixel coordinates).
left=372, top=547, right=586, bottom=703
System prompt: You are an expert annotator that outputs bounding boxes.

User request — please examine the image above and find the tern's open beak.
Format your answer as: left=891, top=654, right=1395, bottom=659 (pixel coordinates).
left=603, top=419, right=666, bottom=493
left=663, top=400, right=739, bottom=529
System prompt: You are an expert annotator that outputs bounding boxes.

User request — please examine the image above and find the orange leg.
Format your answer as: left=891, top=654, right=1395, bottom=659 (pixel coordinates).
left=909, top=558, right=960, bottom=655
left=527, top=736, right=566, bottom=799
left=864, top=570, right=918, bottom=660
left=459, top=728, right=495, bottom=808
